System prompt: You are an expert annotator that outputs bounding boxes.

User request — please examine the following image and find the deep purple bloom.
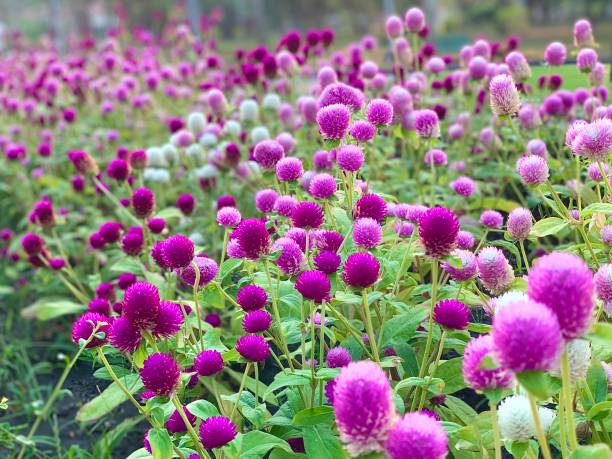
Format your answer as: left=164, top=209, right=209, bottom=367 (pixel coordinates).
left=295, top=270, right=331, bottom=303
left=194, top=349, right=224, bottom=376
left=342, top=252, right=380, bottom=288
left=291, top=201, right=324, bottom=229
left=199, top=416, right=237, bottom=449
left=236, top=334, right=270, bottom=362
left=109, top=316, right=142, bottom=353
left=166, top=407, right=196, bottom=433
left=152, top=301, right=183, bottom=338
left=237, top=285, right=268, bottom=311
left=162, top=234, right=194, bottom=269
left=234, top=218, right=270, bottom=260
left=140, top=353, right=181, bottom=396
left=242, top=310, right=273, bottom=333
left=314, top=251, right=342, bottom=274
left=316, top=104, right=351, bottom=140
left=131, top=187, right=155, bottom=218
left=122, top=282, right=160, bottom=330
left=353, top=194, right=387, bottom=223
left=386, top=412, right=448, bottom=459
left=326, top=347, right=352, bottom=368
left=71, top=312, right=109, bottom=348
left=418, top=207, right=459, bottom=258
left=433, top=299, right=470, bottom=330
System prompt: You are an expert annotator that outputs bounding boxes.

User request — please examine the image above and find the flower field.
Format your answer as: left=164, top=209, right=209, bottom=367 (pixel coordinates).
left=1, top=5, right=611, bottom=459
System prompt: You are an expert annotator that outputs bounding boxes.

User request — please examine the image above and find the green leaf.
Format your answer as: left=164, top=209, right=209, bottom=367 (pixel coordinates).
left=133, top=341, right=148, bottom=368
left=263, top=372, right=311, bottom=399
left=587, top=323, right=612, bottom=350
left=516, top=370, right=559, bottom=400
left=187, top=399, right=219, bottom=420
left=125, top=448, right=152, bottom=459
left=435, top=358, right=466, bottom=394
left=21, top=298, right=86, bottom=321
left=148, top=428, right=173, bottom=459
left=76, top=374, right=143, bottom=422
left=529, top=217, right=568, bottom=238
left=110, top=257, right=146, bottom=274
left=443, top=395, right=478, bottom=424
left=471, top=197, right=521, bottom=214
left=394, top=377, right=444, bottom=394
left=580, top=203, right=612, bottom=216
left=219, top=258, right=243, bottom=281
left=293, top=406, right=335, bottom=426
left=93, top=416, right=143, bottom=456
left=379, top=308, right=428, bottom=347
left=302, top=425, right=348, bottom=459
left=239, top=431, right=293, bottom=459
left=238, top=392, right=268, bottom=429
left=153, top=207, right=183, bottom=220
left=568, top=444, right=612, bottom=459
left=586, top=401, right=612, bottom=421
left=586, top=361, right=608, bottom=411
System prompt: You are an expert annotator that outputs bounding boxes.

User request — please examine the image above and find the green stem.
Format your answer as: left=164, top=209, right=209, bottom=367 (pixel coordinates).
left=361, top=289, right=380, bottom=363
left=190, top=261, right=204, bottom=352
left=392, top=230, right=416, bottom=296
left=557, top=393, right=569, bottom=458
left=560, top=351, right=578, bottom=450
left=527, top=393, right=553, bottom=459
left=519, top=239, right=530, bottom=273
left=490, top=400, right=502, bottom=459
left=230, top=363, right=251, bottom=422
left=417, top=330, right=446, bottom=410
left=171, top=396, right=209, bottom=459
left=597, top=161, right=612, bottom=197
left=219, top=229, right=229, bottom=270
left=318, top=300, right=326, bottom=406
left=326, top=302, right=373, bottom=358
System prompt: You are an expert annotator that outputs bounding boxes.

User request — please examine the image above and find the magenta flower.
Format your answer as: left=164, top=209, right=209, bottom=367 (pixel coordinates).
left=507, top=208, right=533, bottom=240
left=314, top=251, right=342, bottom=274
left=140, top=353, right=181, bottom=396
left=122, top=282, right=160, bottom=330
left=236, top=334, right=270, bottom=362
left=276, top=157, right=303, bottom=182
left=413, top=109, right=440, bottom=138
left=318, top=82, right=365, bottom=111
left=326, top=347, right=352, bottom=368
left=272, top=237, right=304, bottom=275
left=477, top=247, right=515, bottom=295
left=199, top=416, right=237, bottom=449
left=316, top=104, right=351, bottom=140
left=162, top=234, right=194, bottom=269
left=131, top=187, right=155, bottom=218
left=353, top=218, right=382, bottom=249
left=166, top=407, right=196, bottom=433
left=242, top=310, right=273, bottom=333
left=236, top=285, right=268, bottom=311
left=291, top=201, right=324, bottom=229
left=386, top=412, right=448, bottom=459
left=365, top=99, right=393, bottom=126
left=234, top=218, right=270, bottom=260
left=254, top=139, right=284, bottom=169
left=194, top=349, right=224, bottom=376
left=152, top=301, right=183, bottom=338
left=309, top=173, right=337, bottom=199
left=463, top=335, right=514, bottom=391
left=489, top=74, right=520, bottom=117
left=342, top=252, right=380, bottom=288
left=295, top=270, right=331, bottom=303
left=336, top=145, right=365, bottom=172
left=418, top=207, right=459, bottom=258
left=71, top=312, right=109, bottom=348
left=433, top=299, right=470, bottom=330
left=109, top=316, right=142, bottom=353
left=516, top=155, right=549, bottom=185
left=480, top=210, right=503, bottom=229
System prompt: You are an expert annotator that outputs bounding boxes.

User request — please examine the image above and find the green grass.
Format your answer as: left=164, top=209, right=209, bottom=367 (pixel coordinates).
left=530, top=63, right=610, bottom=91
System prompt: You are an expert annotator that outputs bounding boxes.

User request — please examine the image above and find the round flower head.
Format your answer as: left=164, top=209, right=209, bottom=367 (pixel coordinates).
left=276, top=157, right=303, bottom=182
left=313, top=150, right=333, bottom=170
left=576, top=48, right=598, bottom=73
left=318, top=82, right=365, bottom=111
left=574, top=19, right=594, bottom=47
left=386, top=411, right=448, bottom=459
left=463, top=335, right=514, bottom=391
left=349, top=120, right=376, bottom=142
left=385, top=16, right=403, bottom=39
left=242, top=310, right=273, bottom=333
left=309, top=173, right=337, bottom=199
left=492, top=299, right=562, bottom=372
left=424, top=149, right=448, bottom=167
left=254, top=139, right=284, bottom=170
left=199, top=416, right=237, bottom=449
left=365, top=99, right=393, bottom=126
left=326, top=347, right=352, bottom=368
left=498, top=395, right=555, bottom=441
left=457, top=230, right=475, bottom=250
left=166, top=407, right=196, bottom=434
left=519, top=105, right=542, bottom=129
left=477, top=247, right=515, bottom=295
left=255, top=189, right=279, bottom=213
left=404, top=7, right=426, bottom=32
left=71, top=312, right=109, bottom=348
left=588, top=162, right=608, bottom=181
left=237, top=285, right=268, bottom=311
left=151, top=240, right=169, bottom=269
left=353, top=218, right=382, bottom=249
left=122, top=282, right=160, bottom=330
left=152, top=302, right=183, bottom=338
left=140, top=353, right=181, bottom=396
left=176, top=193, right=195, bottom=215
left=122, top=231, right=144, bottom=256
left=489, top=74, right=520, bottom=117
left=194, top=349, right=224, bottom=376
left=451, top=176, right=476, bottom=197
left=601, top=225, right=612, bottom=246
left=343, top=252, right=380, bottom=288
left=550, top=338, right=591, bottom=383
left=434, top=299, right=470, bottom=330
left=162, top=234, right=194, bottom=269
left=99, top=221, right=122, bottom=243
left=566, top=120, right=588, bottom=149
left=234, top=218, right=270, bottom=260
left=594, top=264, right=612, bottom=315
left=527, top=252, right=595, bottom=339
left=545, top=42, right=567, bottom=66
left=216, top=207, right=241, bottom=228
left=526, top=139, right=547, bottom=158
left=272, top=237, right=304, bottom=275
left=67, top=150, right=98, bottom=176
left=333, top=361, right=395, bottom=456
left=570, top=119, right=612, bottom=162
left=236, top=334, right=270, bottom=362
left=441, top=249, right=477, bottom=282
left=274, top=195, right=298, bottom=217
left=336, top=145, right=365, bottom=172
left=394, top=221, right=415, bottom=238
left=316, top=104, right=351, bottom=140
left=21, top=232, right=44, bottom=255
left=131, top=187, right=155, bottom=219
left=295, top=270, right=331, bottom=303
left=507, top=207, right=532, bottom=240
left=413, top=109, right=440, bottom=138
left=419, top=207, right=459, bottom=258
left=291, top=201, right=324, bottom=229
left=88, top=297, right=110, bottom=315
left=516, top=155, right=549, bottom=185
left=505, top=51, right=531, bottom=82
left=315, top=230, right=344, bottom=252
left=480, top=210, right=503, bottom=229
left=314, top=251, right=343, bottom=274
left=147, top=218, right=165, bottom=234
left=109, top=316, right=142, bottom=353
left=32, top=200, right=55, bottom=228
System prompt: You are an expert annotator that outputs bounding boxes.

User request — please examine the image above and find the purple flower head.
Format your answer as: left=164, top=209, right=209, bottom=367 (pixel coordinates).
left=457, top=231, right=475, bottom=250
left=418, top=207, right=459, bottom=258
left=217, top=194, right=237, bottom=210
left=492, top=299, right=563, bottom=372
left=574, top=19, right=594, bottom=47
left=131, top=187, right=155, bottom=218
left=480, top=210, right=503, bottom=229
left=254, top=140, right=284, bottom=169
left=570, top=119, right=612, bottom=162
left=276, top=157, right=303, bottom=182
left=242, top=310, right=273, bottom=333
left=272, top=237, right=305, bottom=275
left=576, top=48, right=598, bottom=73
left=109, top=316, right=142, bottom=353
left=309, top=173, right=337, bottom=199
left=477, top=247, right=515, bottom=295
left=162, top=234, right=194, bottom=269
left=234, top=218, right=270, bottom=260
left=316, top=104, right=351, bottom=140
left=413, top=109, right=440, bottom=138
left=67, top=150, right=98, bottom=176
left=122, top=282, right=160, bottom=330
left=434, top=299, right=470, bottom=330
left=194, top=349, right=224, bottom=376
left=545, top=42, right=567, bottom=66
left=291, top=201, right=324, bottom=229
left=99, top=221, right=122, bottom=243
left=236, top=334, right=270, bottom=362
left=353, top=218, right=383, bottom=249
left=394, top=221, right=415, bottom=238
left=295, top=270, right=331, bottom=303
left=140, top=353, right=181, bottom=396
left=349, top=120, right=376, bottom=142
left=386, top=411, right=448, bottom=459
left=32, top=200, right=56, bottom=228
left=274, top=196, right=298, bottom=217
left=451, top=176, right=476, bottom=197
left=588, top=162, right=607, bottom=182
left=326, top=347, right=352, bottom=368
left=71, top=312, right=109, bottom=348
left=313, top=150, right=334, bottom=170
left=107, top=158, right=130, bottom=182
left=166, top=407, right=195, bottom=433
left=147, top=218, right=165, bottom=234
left=255, top=189, right=279, bottom=213
left=216, top=207, right=241, bottom=228
left=342, top=252, right=380, bottom=288
left=601, top=225, right=612, bottom=246
left=88, top=297, right=111, bottom=315
left=318, top=82, right=365, bottom=111
left=333, top=361, right=395, bottom=456
left=489, top=74, right=520, bottom=117
left=516, top=155, right=549, bottom=185
left=122, top=231, right=144, bottom=256
left=21, top=232, right=44, bottom=255
left=594, top=264, right=612, bottom=313
left=314, top=251, right=342, bottom=274
left=152, top=301, right=183, bottom=338
left=199, top=416, right=237, bottom=449
left=463, top=335, right=514, bottom=391
left=315, top=229, right=344, bottom=252
left=507, top=207, right=533, bottom=240
left=365, top=99, right=393, bottom=126
left=424, top=149, right=448, bottom=167
left=385, top=16, right=403, bottom=39
left=336, top=145, right=364, bottom=172
left=237, top=285, right=268, bottom=311
left=151, top=241, right=169, bottom=269
left=527, top=252, right=595, bottom=339
left=405, top=7, right=426, bottom=32
left=176, top=193, right=195, bottom=215
left=527, top=139, right=547, bottom=158
left=505, top=51, right=531, bottom=82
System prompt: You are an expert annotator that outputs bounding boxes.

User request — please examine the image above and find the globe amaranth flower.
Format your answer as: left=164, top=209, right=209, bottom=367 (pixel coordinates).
left=342, top=252, right=380, bottom=288
left=507, top=207, right=533, bottom=240
left=498, top=395, right=556, bottom=441
left=434, top=299, right=470, bottom=330
left=424, top=149, right=448, bottom=167
left=291, top=201, right=324, bottom=229
left=477, top=247, right=515, bottom=295
left=255, top=189, right=279, bottom=213
left=140, top=353, right=182, bottom=396
left=516, top=154, right=549, bottom=185
left=176, top=193, right=195, bottom=215
left=318, top=82, right=365, bottom=111
left=109, top=316, right=142, bottom=353
left=385, top=16, right=403, bottom=39
left=295, top=270, right=331, bottom=303
left=570, top=119, right=612, bottom=162
left=353, top=218, right=382, bottom=249
left=234, top=218, right=270, bottom=260
left=253, top=139, right=284, bottom=169
left=152, top=301, right=183, bottom=338
left=450, top=176, right=476, bottom=197
left=274, top=195, right=298, bottom=217
left=336, top=144, right=365, bottom=172
left=527, top=252, right=595, bottom=339
left=457, top=230, right=475, bottom=250
left=71, top=312, right=109, bottom=348
left=463, top=335, right=514, bottom=391
left=602, top=225, right=612, bottom=246
left=271, top=237, right=305, bottom=275
left=32, top=200, right=55, bottom=228
left=349, top=120, right=376, bottom=142
left=480, top=210, right=504, bottom=229
left=405, top=7, right=426, bottom=32
left=326, top=347, right=352, bottom=368
left=353, top=194, right=387, bottom=224
left=131, top=187, right=155, bottom=218
left=588, top=162, right=608, bottom=181
left=122, top=230, right=144, bottom=256
left=276, top=157, right=303, bottom=182
left=550, top=339, right=591, bottom=383
left=394, top=221, right=415, bottom=238
left=489, top=74, right=520, bottom=117
left=574, top=19, right=594, bottom=47
left=526, top=139, right=547, bottom=158
left=315, top=229, right=344, bottom=252
left=216, top=207, right=241, bottom=228
left=365, top=99, right=393, bottom=126
left=179, top=256, right=218, bottom=288
left=67, top=150, right=98, bottom=175
left=314, top=250, right=342, bottom=274
left=147, top=217, right=165, bottom=234
left=545, top=41, right=567, bottom=66
left=309, top=173, right=337, bottom=199
left=99, top=221, right=122, bottom=243
left=505, top=51, right=531, bottom=82
left=166, top=407, right=196, bottom=433
left=242, top=310, right=273, bottom=333
left=386, top=411, right=448, bottom=459
left=333, top=361, right=396, bottom=456
left=21, top=232, right=44, bottom=255
left=236, top=285, right=268, bottom=311
left=316, top=104, right=351, bottom=140
left=413, top=109, right=440, bottom=138
left=313, top=150, right=334, bottom=170
left=418, top=207, right=459, bottom=258
left=576, top=48, right=598, bottom=73
left=122, top=281, right=160, bottom=330
left=199, top=416, right=237, bottom=449
left=88, top=297, right=111, bottom=315
left=594, top=263, right=612, bottom=315
left=492, top=299, right=562, bottom=372
left=236, top=334, right=270, bottom=362
left=162, top=234, right=194, bottom=269
left=194, top=349, right=224, bottom=376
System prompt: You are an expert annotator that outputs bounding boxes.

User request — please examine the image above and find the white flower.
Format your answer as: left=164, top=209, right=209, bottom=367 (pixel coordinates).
left=550, top=339, right=591, bottom=383
left=251, top=126, right=270, bottom=144
left=199, top=133, right=218, bottom=147
left=240, top=99, right=259, bottom=122
left=146, top=147, right=167, bottom=167
left=143, top=168, right=170, bottom=183
left=492, top=291, right=527, bottom=314
left=498, top=395, right=536, bottom=441
left=187, top=112, right=206, bottom=135
left=224, top=120, right=241, bottom=137
left=262, top=93, right=281, bottom=110
left=161, top=143, right=179, bottom=163
left=186, top=144, right=204, bottom=161
left=194, top=164, right=218, bottom=179
left=539, top=407, right=556, bottom=434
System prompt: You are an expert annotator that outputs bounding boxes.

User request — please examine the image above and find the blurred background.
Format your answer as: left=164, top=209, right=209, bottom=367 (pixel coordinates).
left=0, top=0, right=610, bottom=59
